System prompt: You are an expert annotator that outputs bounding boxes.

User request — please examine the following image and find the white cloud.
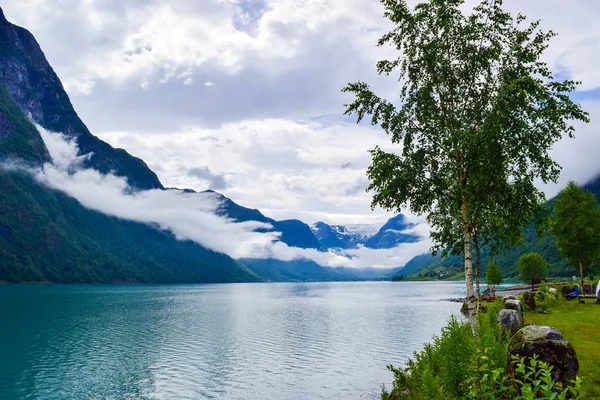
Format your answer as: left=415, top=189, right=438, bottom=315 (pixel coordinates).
left=28, top=125, right=428, bottom=268
left=94, top=118, right=399, bottom=225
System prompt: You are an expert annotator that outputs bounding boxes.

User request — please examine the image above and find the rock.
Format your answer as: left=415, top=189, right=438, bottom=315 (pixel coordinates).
left=504, top=299, right=524, bottom=321
left=496, top=309, right=522, bottom=334
left=536, top=307, right=548, bottom=314
left=507, top=326, right=579, bottom=389
left=583, top=284, right=594, bottom=295
left=441, top=298, right=465, bottom=303
left=535, top=291, right=546, bottom=301
left=522, top=291, right=536, bottom=311
left=503, top=295, right=516, bottom=301
left=548, top=288, right=558, bottom=298
left=561, top=285, right=571, bottom=297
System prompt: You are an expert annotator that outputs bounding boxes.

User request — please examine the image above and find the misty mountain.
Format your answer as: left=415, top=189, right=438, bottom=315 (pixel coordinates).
left=0, top=10, right=257, bottom=283
left=197, top=189, right=324, bottom=250
left=0, top=8, right=421, bottom=283
left=311, top=214, right=420, bottom=251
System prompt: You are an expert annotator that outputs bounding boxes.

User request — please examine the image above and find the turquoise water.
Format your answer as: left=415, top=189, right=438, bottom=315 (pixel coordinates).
left=0, top=281, right=466, bottom=399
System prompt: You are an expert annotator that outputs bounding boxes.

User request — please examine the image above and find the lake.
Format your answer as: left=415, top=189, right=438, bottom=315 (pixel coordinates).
left=0, top=281, right=467, bottom=399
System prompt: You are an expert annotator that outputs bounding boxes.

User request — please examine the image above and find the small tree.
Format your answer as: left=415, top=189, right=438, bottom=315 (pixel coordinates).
left=485, top=259, right=503, bottom=286
left=518, top=252, right=547, bottom=291
left=549, top=181, right=600, bottom=289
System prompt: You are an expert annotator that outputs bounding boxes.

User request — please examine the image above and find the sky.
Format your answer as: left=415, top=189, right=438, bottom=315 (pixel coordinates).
left=4, top=0, right=600, bottom=228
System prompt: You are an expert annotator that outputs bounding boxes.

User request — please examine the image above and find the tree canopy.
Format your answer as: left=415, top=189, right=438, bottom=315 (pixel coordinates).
left=549, top=181, right=600, bottom=288
left=485, top=260, right=503, bottom=286
left=342, top=0, right=588, bottom=315
left=518, top=252, right=547, bottom=291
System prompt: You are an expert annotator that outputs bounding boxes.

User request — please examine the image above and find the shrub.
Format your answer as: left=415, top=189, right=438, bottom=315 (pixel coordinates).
left=381, top=300, right=581, bottom=399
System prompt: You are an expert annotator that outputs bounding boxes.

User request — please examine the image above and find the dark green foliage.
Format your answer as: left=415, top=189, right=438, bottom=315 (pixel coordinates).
left=549, top=181, right=600, bottom=288
left=0, top=170, right=260, bottom=283
left=0, top=81, right=49, bottom=166
left=518, top=252, right=548, bottom=291
left=485, top=260, right=503, bottom=286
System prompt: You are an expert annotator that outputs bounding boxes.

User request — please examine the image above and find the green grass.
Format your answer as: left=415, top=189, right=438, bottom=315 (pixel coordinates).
left=525, top=294, right=600, bottom=398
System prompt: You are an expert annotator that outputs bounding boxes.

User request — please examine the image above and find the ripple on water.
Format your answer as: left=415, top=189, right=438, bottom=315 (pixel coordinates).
left=0, top=281, right=464, bottom=400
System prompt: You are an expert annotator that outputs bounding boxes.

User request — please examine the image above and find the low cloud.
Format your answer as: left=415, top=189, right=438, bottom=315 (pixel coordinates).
left=14, top=125, right=432, bottom=269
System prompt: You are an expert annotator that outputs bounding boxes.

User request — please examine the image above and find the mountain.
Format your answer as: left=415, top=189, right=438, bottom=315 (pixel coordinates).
left=206, top=190, right=324, bottom=250
left=0, top=9, right=416, bottom=284
left=0, top=10, right=161, bottom=190
left=0, top=10, right=258, bottom=283
left=395, top=176, right=600, bottom=280
left=0, top=131, right=259, bottom=284
left=364, top=214, right=420, bottom=249
left=311, top=215, right=420, bottom=251
left=310, top=222, right=367, bottom=249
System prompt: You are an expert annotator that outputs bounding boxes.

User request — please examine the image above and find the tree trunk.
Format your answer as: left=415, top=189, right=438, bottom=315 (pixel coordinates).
left=462, top=200, right=476, bottom=319
left=580, top=260, right=584, bottom=292
left=474, top=231, right=481, bottom=312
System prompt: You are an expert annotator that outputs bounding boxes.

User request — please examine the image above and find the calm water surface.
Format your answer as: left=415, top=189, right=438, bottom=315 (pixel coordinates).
left=0, top=281, right=467, bottom=399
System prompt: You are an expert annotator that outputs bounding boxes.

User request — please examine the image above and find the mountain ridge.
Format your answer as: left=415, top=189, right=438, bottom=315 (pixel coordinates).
left=0, top=9, right=422, bottom=283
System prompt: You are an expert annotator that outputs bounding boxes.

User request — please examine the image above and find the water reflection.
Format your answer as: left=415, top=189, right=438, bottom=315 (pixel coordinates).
left=0, top=282, right=465, bottom=400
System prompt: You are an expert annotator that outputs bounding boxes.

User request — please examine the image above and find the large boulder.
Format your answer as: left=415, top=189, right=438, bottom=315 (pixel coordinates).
left=522, top=291, right=536, bottom=311
left=548, top=288, right=558, bottom=298
left=561, top=285, right=571, bottom=297
left=503, top=299, right=523, bottom=322
left=507, top=326, right=578, bottom=388
left=496, top=309, right=522, bottom=334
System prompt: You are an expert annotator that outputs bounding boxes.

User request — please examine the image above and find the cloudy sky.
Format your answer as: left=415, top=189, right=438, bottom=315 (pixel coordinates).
left=4, top=0, right=600, bottom=227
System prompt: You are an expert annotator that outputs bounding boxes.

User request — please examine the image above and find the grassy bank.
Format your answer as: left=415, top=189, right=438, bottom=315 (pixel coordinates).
left=525, top=296, right=600, bottom=398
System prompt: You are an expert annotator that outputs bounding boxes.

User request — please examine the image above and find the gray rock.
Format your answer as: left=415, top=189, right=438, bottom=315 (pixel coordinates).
left=504, top=299, right=524, bottom=321
left=522, top=291, right=536, bottom=311
left=507, top=326, right=578, bottom=389
left=496, top=309, right=522, bottom=334
left=535, top=291, right=546, bottom=301
left=536, top=307, right=548, bottom=314
left=503, top=295, right=516, bottom=301
left=548, top=288, right=558, bottom=298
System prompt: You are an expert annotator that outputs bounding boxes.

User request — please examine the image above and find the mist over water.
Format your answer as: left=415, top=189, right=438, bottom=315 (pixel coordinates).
left=0, top=281, right=464, bottom=399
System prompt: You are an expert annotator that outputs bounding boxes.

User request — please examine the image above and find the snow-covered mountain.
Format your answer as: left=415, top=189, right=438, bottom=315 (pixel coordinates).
left=311, top=215, right=421, bottom=250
